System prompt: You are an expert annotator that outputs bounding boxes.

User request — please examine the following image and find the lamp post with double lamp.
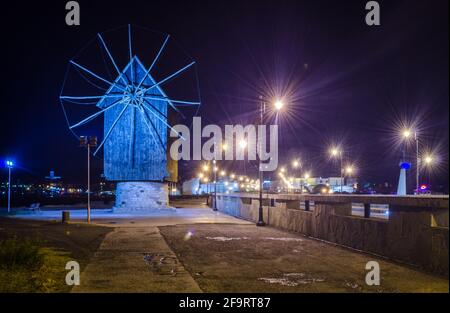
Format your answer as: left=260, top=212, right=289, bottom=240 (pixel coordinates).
left=5, top=160, right=13, bottom=214
left=79, top=136, right=97, bottom=223
left=257, top=96, right=285, bottom=227
left=330, top=147, right=343, bottom=192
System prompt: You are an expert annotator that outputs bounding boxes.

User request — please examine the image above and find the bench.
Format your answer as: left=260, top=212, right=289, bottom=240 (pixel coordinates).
left=28, top=203, right=41, bottom=212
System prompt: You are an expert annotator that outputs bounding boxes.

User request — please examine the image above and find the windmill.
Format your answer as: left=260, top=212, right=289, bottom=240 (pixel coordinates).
left=60, top=25, right=201, bottom=212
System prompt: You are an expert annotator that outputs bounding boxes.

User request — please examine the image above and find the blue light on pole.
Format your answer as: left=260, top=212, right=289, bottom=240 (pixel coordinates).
left=6, top=160, right=13, bottom=168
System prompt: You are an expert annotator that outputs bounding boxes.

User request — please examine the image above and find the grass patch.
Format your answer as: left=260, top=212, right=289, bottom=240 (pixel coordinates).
left=0, top=237, right=72, bottom=292
left=0, top=237, right=44, bottom=269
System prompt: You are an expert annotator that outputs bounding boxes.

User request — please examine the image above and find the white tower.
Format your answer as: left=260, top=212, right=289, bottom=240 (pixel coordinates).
left=397, top=161, right=411, bottom=195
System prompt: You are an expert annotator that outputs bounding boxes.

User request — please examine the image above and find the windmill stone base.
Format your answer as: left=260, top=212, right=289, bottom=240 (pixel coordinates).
left=113, top=181, right=173, bottom=213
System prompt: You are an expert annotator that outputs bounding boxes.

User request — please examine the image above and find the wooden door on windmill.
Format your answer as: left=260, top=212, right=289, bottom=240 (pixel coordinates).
left=97, top=56, right=169, bottom=181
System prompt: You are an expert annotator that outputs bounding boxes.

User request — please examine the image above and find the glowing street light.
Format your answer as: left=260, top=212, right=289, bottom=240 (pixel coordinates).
left=330, top=147, right=340, bottom=157
left=5, top=160, right=13, bottom=213
left=329, top=147, right=343, bottom=192
left=400, top=129, right=420, bottom=194
left=423, top=153, right=436, bottom=188
left=424, top=155, right=433, bottom=165
left=402, top=129, right=412, bottom=139
left=274, top=99, right=284, bottom=111
left=221, top=142, right=228, bottom=151
left=291, top=159, right=302, bottom=193
left=345, top=166, right=354, bottom=175
left=239, top=139, right=247, bottom=149
left=203, top=164, right=209, bottom=172
left=220, top=170, right=226, bottom=176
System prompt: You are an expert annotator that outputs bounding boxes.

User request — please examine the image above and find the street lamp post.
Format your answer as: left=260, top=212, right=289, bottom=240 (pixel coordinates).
left=423, top=154, right=434, bottom=188
left=80, top=136, right=97, bottom=223
left=213, top=159, right=218, bottom=211
left=330, top=148, right=343, bottom=193
left=415, top=131, right=420, bottom=195
left=402, top=129, right=420, bottom=194
left=292, top=160, right=301, bottom=193
left=5, top=160, right=13, bottom=214
left=257, top=95, right=266, bottom=226
left=257, top=96, right=284, bottom=226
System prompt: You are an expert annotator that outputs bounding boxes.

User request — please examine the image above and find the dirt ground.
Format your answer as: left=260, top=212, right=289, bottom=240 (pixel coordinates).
left=159, top=223, right=449, bottom=293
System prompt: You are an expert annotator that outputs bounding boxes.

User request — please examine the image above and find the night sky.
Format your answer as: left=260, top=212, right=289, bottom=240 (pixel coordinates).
left=1, top=0, right=448, bottom=192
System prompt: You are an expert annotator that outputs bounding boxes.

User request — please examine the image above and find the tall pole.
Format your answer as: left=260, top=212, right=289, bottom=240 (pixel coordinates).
left=87, top=144, right=91, bottom=223
left=340, top=151, right=343, bottom=193
left=300, top=173, right=303, bottom=195
left=257, top=95, right=265, bottom=226
left=415, top=131, right=419, bottom=195
left=7, top=166, right=11, bottom=214
left=213, top=159, right=217, bottom=211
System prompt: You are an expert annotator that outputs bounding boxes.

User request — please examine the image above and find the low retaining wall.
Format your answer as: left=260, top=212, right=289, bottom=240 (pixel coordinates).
left=213, top=193, right=449, bottom=276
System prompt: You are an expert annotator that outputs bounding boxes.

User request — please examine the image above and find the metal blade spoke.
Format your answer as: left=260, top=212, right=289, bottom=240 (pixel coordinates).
left=136, top=34, right=170, bottom=89
left=69, top=99, right=123, bottom=129
left=142, top=96, right=200, bottom=106
left=97, top=33, right=129, bottom=86
left=61, top=95, right=123, bottom=100
left=70, top=60, right=127, bottom=93
left=142, top=61, right=195, bottom=93
left=128, top=24, right=135, bottom=84
left=139, top=99, right=184, bottom=140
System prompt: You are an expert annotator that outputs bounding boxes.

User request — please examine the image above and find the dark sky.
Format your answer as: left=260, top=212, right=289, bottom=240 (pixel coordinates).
left=0, top=0, right=448, bottom=191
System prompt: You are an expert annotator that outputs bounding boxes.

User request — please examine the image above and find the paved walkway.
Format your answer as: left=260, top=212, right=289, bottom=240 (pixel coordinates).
left=71, top=208, right=250, bottom=292
left=72, top=226, right=202, bottom=292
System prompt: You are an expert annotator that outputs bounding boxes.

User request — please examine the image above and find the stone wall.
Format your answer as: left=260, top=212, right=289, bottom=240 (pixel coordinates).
left=213, top=193, right=449, bottom=276
left=114, top=181, right=170, bottom=212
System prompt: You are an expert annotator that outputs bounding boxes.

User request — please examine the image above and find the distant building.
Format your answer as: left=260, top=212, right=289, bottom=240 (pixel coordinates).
left=272, top=176, right=358, bottom=194
left=182, top=178, right=201, bottom=195
left=182, top=178, right=241, bottom=195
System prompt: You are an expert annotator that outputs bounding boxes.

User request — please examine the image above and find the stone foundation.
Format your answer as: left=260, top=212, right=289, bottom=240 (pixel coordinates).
left=114, top=181, right=172, bottom=213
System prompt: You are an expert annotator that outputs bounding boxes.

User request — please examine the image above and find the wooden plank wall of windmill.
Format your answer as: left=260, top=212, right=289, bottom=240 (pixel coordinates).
left=103, top=99, right=168, bottom=181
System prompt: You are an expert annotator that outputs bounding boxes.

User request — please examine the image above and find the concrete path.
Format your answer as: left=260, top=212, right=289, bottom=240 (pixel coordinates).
left=71, top=208, right=251, bottom=292
left=72, top=226, right=202, bottom=292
